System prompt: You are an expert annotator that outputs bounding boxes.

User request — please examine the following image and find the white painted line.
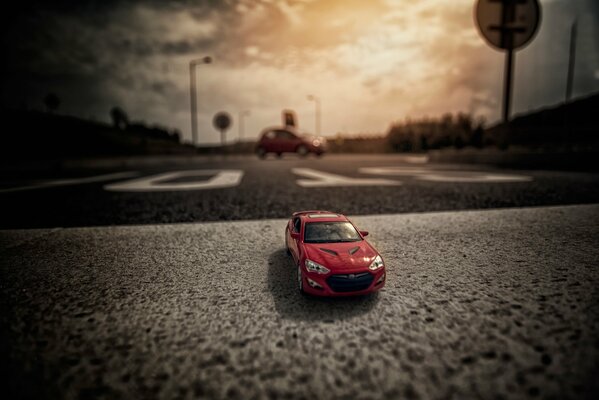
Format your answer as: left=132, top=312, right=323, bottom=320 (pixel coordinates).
left=418, top=174, right=532, bottom=183
left=359, top=167, right=532, bottom=183
left=0, top=172, right=139, bottom=194
left=359, top=167, right=430, bottom=176
left=104, top=170, right=244, bottom=192
left=401, top=155, right=429, bottom=164
left=292, top=168, right=400, bottom=187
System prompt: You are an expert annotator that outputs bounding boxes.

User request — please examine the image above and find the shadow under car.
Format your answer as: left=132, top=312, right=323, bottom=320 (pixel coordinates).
left=267, top=248, right=380, bottom=321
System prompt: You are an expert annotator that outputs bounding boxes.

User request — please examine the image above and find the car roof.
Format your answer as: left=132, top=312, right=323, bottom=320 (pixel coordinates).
left=293, top=210, right=349, bottom=223
left=260, top=126, right=299, bottom=134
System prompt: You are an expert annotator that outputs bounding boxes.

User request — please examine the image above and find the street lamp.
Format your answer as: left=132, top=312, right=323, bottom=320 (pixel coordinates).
left=307, top=94, right=321, bottom=136
left=238, top=110, right=251, bottom=141
left=189, top=56, right=212, bottom=145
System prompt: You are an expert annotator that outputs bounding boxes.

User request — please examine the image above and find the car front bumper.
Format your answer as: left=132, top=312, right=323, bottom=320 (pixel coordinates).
left=302, top=268, right=385, bottom=297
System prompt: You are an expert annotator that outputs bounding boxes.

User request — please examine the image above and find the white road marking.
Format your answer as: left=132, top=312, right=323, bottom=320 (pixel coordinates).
left=359, top=167, right=532, bottom=183
left=2, top=164, right=532, bottom=195
left=104, top=170, right=244, bottom=192
left=418, top=174, right=532, bottom=183
left=0, top=172, right=139, bottom=194
left=401, top=155, right=429, bottom=164
left=292, top=168, right=400, bottom=187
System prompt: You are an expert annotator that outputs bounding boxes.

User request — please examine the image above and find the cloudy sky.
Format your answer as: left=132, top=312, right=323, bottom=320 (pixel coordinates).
left=1, top=0, right=598, bottom=144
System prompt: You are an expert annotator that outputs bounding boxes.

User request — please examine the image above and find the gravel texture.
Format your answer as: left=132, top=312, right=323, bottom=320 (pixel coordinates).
left=1, top=204, right=598, bottom=399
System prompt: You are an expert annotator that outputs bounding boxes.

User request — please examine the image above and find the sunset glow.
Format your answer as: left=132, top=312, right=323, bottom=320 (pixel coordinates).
left=2, top=0, right=598, bottom=143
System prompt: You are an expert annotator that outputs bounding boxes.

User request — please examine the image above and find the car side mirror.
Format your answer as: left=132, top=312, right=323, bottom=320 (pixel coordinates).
left=290, top=232, right=300, bottom=239
left=360, top=230, right=369, bottom=237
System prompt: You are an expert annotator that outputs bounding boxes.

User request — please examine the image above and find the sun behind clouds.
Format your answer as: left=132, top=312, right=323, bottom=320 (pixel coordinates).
left=1, top=0, right=598, bottom=143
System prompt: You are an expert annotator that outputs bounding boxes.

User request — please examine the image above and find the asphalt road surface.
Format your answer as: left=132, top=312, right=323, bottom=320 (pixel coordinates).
left=1, top=205, right=598, bottom=399
left=1, top=155, right=599, bottom=229
left=1, top=155, right=598, bottom=399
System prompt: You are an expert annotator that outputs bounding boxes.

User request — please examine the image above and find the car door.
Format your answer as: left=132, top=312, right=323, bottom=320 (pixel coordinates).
left=275, top=129, right=295, bottom=153
left=261, top=130, right=276, bottom=152
left=288, top=217, right=302, bottom=263
left=286, top=130, right=303, bottom=152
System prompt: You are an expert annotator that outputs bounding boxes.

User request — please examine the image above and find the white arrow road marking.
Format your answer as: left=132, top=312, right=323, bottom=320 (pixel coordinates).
left=0, top=171, right=139, bottom=194
left=292, top=168, right=400, bottom=187
left=418, top=174, right=532, bottom=183
left=104, top=170, right=244, bottom=192
left=359, top=167, right=532, bottom=183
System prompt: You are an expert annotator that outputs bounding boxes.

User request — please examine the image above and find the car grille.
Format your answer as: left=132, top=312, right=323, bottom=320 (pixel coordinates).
left=326, top=272, right=373, bottom=293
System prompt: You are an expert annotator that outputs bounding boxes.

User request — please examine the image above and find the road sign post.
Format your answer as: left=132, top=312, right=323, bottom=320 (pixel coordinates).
left=475, top=0, right=540, bottom=122
left=213, top=112, right=232, bottom=151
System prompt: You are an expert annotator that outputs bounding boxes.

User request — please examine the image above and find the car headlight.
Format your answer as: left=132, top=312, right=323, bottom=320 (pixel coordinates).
left=305, top=259, right=330, bottom=274
left=369, top=255, right=384, bottom=271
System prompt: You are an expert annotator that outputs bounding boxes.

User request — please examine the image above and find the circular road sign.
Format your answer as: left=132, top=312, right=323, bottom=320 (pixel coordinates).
left=212, top=112, right=232, bottom=131
left=475, top=0, right=541, bottom=51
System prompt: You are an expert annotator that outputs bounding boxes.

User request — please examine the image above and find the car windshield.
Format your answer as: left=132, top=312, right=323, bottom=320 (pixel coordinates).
left=304, top=222, right=362, bottom=243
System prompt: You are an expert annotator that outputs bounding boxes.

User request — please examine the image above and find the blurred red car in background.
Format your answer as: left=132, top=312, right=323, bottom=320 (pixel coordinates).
left=256, top=127, right=326, bottom=158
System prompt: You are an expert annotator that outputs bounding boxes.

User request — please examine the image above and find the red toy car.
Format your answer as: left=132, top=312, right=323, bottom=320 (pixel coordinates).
left=285, top=210, right=386, bottom=296
left=256, top=127, right=326, bottom=158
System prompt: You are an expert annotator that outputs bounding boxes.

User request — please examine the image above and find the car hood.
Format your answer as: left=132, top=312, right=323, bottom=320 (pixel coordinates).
left=303, top=240, right=378, bottom=271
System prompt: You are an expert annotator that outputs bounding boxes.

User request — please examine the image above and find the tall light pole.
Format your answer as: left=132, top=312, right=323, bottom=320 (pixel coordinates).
left=238, top=110, right=251, bottom=141
left=189, top=56, right=212, bottom=145
left=565, top=18, right=578, bottom=102
left=307, top=94, right=321, bottom=136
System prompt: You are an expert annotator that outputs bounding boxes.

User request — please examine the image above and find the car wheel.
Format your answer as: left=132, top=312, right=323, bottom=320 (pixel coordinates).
left=296, top=145, right=308, bottom=157
left=297, top=265, right=304, bottom=293
left=285, top=232, right=291, bottom=256
left=256, top=147, right=267, bottom=159
left=316, top=151, right=324, bottom=157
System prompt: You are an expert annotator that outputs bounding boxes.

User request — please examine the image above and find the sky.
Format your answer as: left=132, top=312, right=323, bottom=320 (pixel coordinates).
left=1, top=0, right=598, bottom=144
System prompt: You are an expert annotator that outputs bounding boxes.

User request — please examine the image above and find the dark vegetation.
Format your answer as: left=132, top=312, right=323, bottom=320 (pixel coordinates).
left=384, top=92, right=598, bottom=153
left=1, top=104, right=194, bottom=160
left=386, top=113, right=484, bottom=152
left=484, top=93, right=599, bottom=151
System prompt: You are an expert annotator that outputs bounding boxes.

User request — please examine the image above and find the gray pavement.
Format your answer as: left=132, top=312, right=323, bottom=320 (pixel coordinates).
left=2, top=155, right=599, bottom=229
left=1, top=204, right=598, bottom=399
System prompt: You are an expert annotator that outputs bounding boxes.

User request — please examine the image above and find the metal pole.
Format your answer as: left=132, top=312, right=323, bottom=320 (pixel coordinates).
left=503, top=48, right=514, bottom=123
left=188, top=56, right=212, bottom=146
left=189, top=62, right=198, bottom=145
left=315, top=98, right=321, bottom=136
left=307, top=95, right=321, bottom=135
left=238, top=111, right=250, bottom=141
left=565, top=19, right=577, bottom=102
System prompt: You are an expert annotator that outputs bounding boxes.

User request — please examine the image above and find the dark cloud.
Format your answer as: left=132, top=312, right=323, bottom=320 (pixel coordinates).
left=1, top=0, right=231, bottom=113
left=1, top=0, right=597, bottom=141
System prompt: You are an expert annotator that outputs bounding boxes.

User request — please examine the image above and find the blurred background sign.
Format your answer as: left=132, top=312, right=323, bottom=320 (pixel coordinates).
left=282, top=110, right=297, bottom=129
left=213, top=112, right=232, bottom=147
left=475, top=0, right=541, bottom=122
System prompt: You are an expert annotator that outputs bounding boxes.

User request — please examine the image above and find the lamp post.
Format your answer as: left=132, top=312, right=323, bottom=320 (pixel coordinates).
left=238, top=110, right=251, bottom=141
left=189, top=56, right=212, bottom=145
left=307, top=94, right=321, bottom=136
left=565, top=18, right=577, bottom=102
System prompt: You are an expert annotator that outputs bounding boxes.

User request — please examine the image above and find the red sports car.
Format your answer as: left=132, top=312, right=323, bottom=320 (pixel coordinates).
left=285, top=210, right=386, bottom=296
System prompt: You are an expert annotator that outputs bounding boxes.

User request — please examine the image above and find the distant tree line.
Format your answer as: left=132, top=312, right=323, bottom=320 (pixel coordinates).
left=326, top=135, right=389, bottom=153
left=387, top=113, right=484, bottom=152
left=37, top=94, right=182, bottom=144
left=110, top=106, right=181, bottom=144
